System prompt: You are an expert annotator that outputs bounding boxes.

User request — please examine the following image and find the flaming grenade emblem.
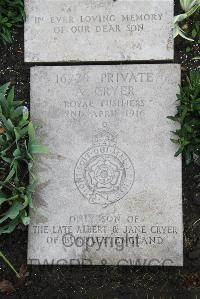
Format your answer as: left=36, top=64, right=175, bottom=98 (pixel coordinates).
left=74, top=123, right=135, bottom=207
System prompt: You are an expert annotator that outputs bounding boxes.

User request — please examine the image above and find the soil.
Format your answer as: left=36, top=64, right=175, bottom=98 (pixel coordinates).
left=0, top=2, right=200, bottom=298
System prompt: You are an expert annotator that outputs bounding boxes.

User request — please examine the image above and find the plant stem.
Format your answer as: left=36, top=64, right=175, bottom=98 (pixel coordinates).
left=186, top=4, right=200, bottom=18
left=0, top=250, right=20, bottom=278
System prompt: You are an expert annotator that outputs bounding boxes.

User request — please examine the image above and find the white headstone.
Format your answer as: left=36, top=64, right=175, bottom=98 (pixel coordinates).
left=25, top=0, right=174, bottom=62
left=28, top=64, right=183, bottom=266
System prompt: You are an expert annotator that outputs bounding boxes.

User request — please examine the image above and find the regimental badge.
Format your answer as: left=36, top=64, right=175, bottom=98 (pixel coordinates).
left=74, top=123, right=135, bottom=207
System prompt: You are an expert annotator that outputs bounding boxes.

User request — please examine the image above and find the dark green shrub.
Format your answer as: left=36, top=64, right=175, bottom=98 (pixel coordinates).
left=168, top=70, right=200, bottom=164
left=0, top=0, right=25, bottom=43
left=0, top=82, right=48, bottom=234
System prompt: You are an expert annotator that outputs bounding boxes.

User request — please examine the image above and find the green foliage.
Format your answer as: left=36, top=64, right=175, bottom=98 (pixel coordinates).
left=0, top=82, right=48, bottom=234
left=0, top=250, right=20, bottom=278
left=0, top=0, right=25, bottom=44
left=172, top=0, right=200, bottom=41
left=168, top=70, right=200, bottom=165
left=180, top=0, right=199, bottom=11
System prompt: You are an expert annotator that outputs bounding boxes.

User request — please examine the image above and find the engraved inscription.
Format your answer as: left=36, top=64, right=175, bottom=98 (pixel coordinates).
left=74, top=124, right=135, bottom=207
left=25, top=0, right=174, bottom=61
left=34, top=13, right=164, bottom=35
left=57, top=71, right=153, bottom=121
left=28, top=65, right=182, bottom=266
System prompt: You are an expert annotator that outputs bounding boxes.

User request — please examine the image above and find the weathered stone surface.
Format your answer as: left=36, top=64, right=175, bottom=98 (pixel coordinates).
left=24, top=0, right=174, bottom=62
left=28, top=64, right=183, bottom=266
